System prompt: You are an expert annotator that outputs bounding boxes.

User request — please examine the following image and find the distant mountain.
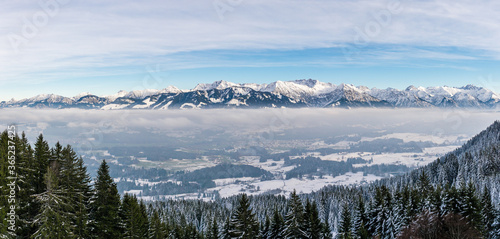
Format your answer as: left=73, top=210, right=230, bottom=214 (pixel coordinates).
left=2, top=79, right=500, bottom=109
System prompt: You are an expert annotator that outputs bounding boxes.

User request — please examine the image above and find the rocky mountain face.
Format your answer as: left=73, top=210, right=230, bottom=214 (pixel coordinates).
left=2, top=79, right=499, bottom=109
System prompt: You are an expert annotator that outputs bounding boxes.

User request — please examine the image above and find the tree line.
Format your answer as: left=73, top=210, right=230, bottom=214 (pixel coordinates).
left=2, top=121, right=500, bottom=238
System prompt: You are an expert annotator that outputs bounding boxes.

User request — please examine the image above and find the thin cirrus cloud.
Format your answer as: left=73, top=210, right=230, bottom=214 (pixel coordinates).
left=0, top=0, right=499, bottom=88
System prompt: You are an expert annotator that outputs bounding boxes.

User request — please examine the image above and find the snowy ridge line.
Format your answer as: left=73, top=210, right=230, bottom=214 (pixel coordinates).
left=2, top=79, right=500, bottom=109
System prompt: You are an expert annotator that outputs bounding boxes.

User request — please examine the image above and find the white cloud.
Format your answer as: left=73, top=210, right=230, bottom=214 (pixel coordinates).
left=0, top=0, right=499, bottom=84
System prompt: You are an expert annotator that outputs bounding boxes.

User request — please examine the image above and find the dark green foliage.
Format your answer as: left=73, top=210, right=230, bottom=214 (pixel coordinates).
left=269, top=208, right=284, bottom=239
left=229, top=194, right=259, bottom=239
left=90, top=160, right=122, bottom=238
left=31, top=167, right=73, bottom=238
left=3, top=121, right=500, bottom=239
left=306, top=200, right=323, bottom=239
left=353, top=195, right=369, bottom=239
left=148, top=209, right=166, bottom=239
left=481, top=186, right=495, bottom=238
left=207, top=217, right=219, bottom=239
left=338, top=203, right=352, bottom=239
left=283, top=190, right=307, bottom=239
left=260, top=215, right=270, bottom=239
left=119, top=194, right=149, bottom=239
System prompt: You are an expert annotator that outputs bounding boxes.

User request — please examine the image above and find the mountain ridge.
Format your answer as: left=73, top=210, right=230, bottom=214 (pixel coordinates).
left=2, top=79, right=500, bottom=109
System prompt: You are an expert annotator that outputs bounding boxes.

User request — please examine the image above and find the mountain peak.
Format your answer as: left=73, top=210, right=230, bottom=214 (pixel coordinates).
left=460, top=84, right=481, bottom=91
left=405, top=85, right=418, bottom=91
left=193, top=80, right=238, bottom=91
left=293, top=79, right=319, bottom=88
left=2, top=80, right=500, bottom=109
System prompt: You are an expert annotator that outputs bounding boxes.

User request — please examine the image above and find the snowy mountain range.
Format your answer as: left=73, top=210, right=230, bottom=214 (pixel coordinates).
left=2, top=79, right=500, bottom=109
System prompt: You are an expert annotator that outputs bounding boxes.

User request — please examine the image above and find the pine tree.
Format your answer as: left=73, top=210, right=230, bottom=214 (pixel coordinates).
left=15, top=132, right=36, bottom=237
left=308, top=201, right=323, bottom=239
left=481, top=185, right=495, bottom=238
left=269, top=208, right=284, bottom=239
left=90, top=160, right=121, bottom=239
left=443, top=184, right=460, bottom=215
left=353, top=195, right=369, bottom=239
left=304, top=199, right=313, bottom=238
left=31, top=166, right=73, bottom=238
left=120, top=194, right=149, bottom=239
left=148, top=209, right=166, bottom=239
left=59, top=145, right=92, bottom=239
left=321, top=220, right=332, bottom=239
left=338, top=203, right=352, bottom=239
left=260, top=215, right=270, bottom=239
left=229, top=194, right=259, bottom=239
left=207, top=217, right=219, bottom=239
left=138, top=201, right=150, bottom=237
left=430, top=184, right=443, bottom=216
left=283, top=190, right=307, bottom=238
left=417, top=170, right=432, bottom=210
left=29, top=134, right=52, bottom=236
left=33, top=134, right=50, bottom=195
left=221, top=216, right=231, bottom=239
left=460, top=182, right=482, bottom=231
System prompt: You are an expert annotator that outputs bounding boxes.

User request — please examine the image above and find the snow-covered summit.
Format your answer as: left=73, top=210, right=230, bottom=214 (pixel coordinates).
left=2, top=80, right=499, bottom=109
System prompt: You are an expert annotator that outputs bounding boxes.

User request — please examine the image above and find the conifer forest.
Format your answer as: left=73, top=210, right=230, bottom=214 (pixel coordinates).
left=1, top=120, right=500, bottom=238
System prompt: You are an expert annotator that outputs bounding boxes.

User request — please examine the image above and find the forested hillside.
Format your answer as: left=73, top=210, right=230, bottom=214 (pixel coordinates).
left=2, top=122, right=500, bottom=238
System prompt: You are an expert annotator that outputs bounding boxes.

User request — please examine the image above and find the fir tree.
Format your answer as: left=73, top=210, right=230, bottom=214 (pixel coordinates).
left=460, top=182, right=482, bottom=231
left=269, top=208, right=284, bottom=239
left=33, top=134, right=50, bottom=195
left=207, top=217, right=219, bottom=239
left=221, top=216, right=231, bottom=239
left=148, top=209, right=166, bottom=239
left=338, top=202, right=352, bottom=239
left=308, top=201, right=323, bottom=239
left=417, top=170, right=432, bottom=210
left=321, top=220, right=332, bottom=239
left=260, top=215, right=270, bottom=239
left=90, top=160, right=121, bottom=239
left=283, top=190, right=307, bottom=239
left=353, top=195, right=369, bottom=239
left=120, top=194, right=149, bottom=239
left=31, top=167, right=73, bottom=238
left=481, top=185, right=495, bottom=237
left=59, top=145, right=92, bottom=239
left=229, top=194, right=259, bottom=239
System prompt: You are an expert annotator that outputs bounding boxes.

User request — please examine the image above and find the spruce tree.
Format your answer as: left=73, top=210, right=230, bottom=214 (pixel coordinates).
left=229, top=194, right=259, bottom=239
left=221, top=216, right=231, bottom=239
left=31, top=166, right=73, bottom=238
left=207, top=217, right=219, bottom=239
left=59, top=145, right=92, bottom=239
left=338, top=202, right=352, bottom=239
left=480, top=185, right=495, bottom=237
left=15, top=132, right=36, bottom=237
left=353, top=195, right=369, bottom=239
left=148, top=209, right=166, bottom=239
left=321, top=220, right=332, bottom=239
left=307, top=201, right=323, bottom=239
left=120, top=194, right=149, bottom=239
left=33, top=134, right=50, bottom=195
left=269, top=208, right=284, bottom=239
left=90, top=160, right=121, bottom=239
left=260, top=215, right=270, bottom=239
left=283, top=190, right=307, bottom=239
left=460, top=182, right=482, bottom=231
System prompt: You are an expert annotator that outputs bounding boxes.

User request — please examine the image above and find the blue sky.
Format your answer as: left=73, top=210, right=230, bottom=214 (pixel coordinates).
left=1, top=0, right=500, bottom=101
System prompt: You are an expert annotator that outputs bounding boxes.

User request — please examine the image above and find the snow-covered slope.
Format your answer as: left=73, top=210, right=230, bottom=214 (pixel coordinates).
left=1, top=80, right=499, bottom=109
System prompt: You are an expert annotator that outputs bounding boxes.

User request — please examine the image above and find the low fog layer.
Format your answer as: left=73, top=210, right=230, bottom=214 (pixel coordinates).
left=1, top=108, right=499, bottom=151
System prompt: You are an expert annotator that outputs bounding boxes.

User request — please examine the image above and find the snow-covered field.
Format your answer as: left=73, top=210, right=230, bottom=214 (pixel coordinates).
left=212, top=172, right=381, bottom=198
